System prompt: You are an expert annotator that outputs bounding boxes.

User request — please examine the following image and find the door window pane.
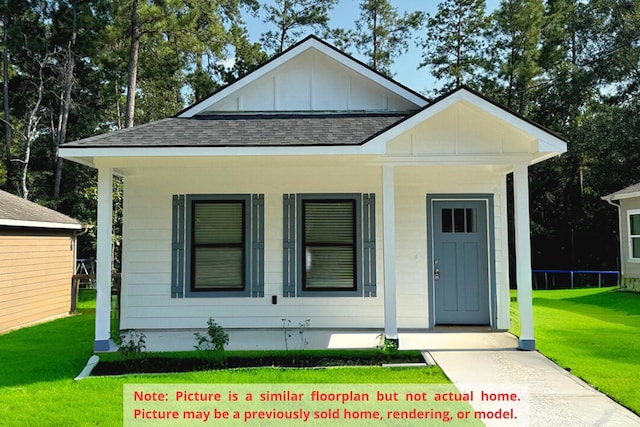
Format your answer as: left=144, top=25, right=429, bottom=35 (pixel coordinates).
left=442, top=208, right=453, bottom=232
left=442, top=207, right=477, bottom=233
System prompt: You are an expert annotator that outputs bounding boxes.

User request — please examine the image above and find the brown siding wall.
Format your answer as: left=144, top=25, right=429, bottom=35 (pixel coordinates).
left=0, top=231, right=75, bottom=333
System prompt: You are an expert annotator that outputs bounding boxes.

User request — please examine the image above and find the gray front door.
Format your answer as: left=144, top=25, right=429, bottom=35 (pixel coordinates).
left=432, top=200, right=490, bottom=325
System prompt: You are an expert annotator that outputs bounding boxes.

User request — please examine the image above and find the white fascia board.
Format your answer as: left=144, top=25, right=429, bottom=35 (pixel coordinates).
left=0, top=218, right=83, bottom=230
left=58, top=144, right=385, bottom=160
left=179, top=39, right=426, bottom=117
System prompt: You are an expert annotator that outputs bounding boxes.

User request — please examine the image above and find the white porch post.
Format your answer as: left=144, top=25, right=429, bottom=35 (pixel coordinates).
left=513, top=163, right=535, bottom=350
left=382, top=165, right=398, bottom=341
left=94, top=167, right=113, bottom=351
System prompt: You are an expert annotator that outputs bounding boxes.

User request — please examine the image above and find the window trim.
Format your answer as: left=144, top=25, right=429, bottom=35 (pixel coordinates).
left=296, top=193, right=363, bottom=297
left=628, top=209, right=640, bottom=261
left=185, top=194, right=251, bottom=297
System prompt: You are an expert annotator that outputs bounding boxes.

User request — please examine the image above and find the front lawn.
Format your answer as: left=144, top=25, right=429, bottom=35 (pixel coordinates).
left=0, top=292, right=449, bottom=426
left=511, top=287, right=640, bottom=414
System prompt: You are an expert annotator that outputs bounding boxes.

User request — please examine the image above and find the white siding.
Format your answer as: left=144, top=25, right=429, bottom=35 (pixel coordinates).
left=620, top=198, right=640, bottom=278
left=120, top=159, right=510, bottom=331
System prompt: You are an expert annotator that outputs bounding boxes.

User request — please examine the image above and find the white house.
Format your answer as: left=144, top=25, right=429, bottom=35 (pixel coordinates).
left=602, top=182, right=640, bottom=292
left=59, top=36, right=566, bottom=352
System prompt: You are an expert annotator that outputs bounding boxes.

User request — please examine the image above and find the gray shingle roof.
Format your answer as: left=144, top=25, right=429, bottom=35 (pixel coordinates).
left=62, top=113, right=410, bottom=148
left=0, top=190, right=83, bottom=229
left=603, top=182, right=640, bottom=200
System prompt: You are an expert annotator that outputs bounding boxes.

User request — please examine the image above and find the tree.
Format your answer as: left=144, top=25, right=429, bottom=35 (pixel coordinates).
left=261, top=0, right=338, bottom=54
left=419, top=0, right=491, bottom=93
left=354, top=0, right=423, bottom=76
left=485, top=0, right=544, bottom=112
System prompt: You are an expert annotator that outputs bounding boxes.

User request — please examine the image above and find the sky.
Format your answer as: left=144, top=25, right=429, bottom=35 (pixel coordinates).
left=243, top=0, right=501, bottom=94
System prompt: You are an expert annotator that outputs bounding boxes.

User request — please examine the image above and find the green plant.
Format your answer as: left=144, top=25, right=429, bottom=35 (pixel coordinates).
left=376, top=334, right=399, bottom=353
left=118, top=330, right=147, bottom=372
left=282, top=318, right=311, bottom=350
left=194, top=318, right=229, bottom=352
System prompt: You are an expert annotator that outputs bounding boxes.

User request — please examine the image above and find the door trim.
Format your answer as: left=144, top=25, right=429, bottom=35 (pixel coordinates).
left=426, top=194, right=497, bottom=329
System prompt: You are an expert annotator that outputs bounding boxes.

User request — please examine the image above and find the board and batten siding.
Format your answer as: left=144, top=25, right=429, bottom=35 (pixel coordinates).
left=204, top=48, right=418, bottom=113
left=119, top=157, right=510, bottom=331
left=0, top=232, right=75, bottom=333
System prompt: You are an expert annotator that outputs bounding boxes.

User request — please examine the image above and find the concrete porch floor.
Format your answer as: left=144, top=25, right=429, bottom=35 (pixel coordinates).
left=133, top=326, right=503, bottom=352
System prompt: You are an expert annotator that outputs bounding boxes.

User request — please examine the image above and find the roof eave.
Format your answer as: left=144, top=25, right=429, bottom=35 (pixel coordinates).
left=0, top=218, right=84, bottom=230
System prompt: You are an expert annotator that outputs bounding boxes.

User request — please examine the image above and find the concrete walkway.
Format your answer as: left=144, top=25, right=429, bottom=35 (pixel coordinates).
left=425, top=332, right=640, bottom=427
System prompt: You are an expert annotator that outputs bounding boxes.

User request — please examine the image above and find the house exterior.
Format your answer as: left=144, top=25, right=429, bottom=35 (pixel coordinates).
left=59, top=36, right=567, bottom=352
left=602, top=182, right=640, bottom=292
left=0, top=190, right=84, bottom=333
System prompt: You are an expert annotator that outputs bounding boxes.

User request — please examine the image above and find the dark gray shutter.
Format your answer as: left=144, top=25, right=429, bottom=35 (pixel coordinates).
left=283, top=194, right=296, bottom=297
left=251, top=194, right=265, bottom=297
left=363, top=193, right=376, bottom=297
left=171, top=195, right=185, bottom=298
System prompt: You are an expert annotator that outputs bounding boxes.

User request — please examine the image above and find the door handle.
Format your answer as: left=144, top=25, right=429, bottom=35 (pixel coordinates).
left=434, top=268, right=440, bottom=280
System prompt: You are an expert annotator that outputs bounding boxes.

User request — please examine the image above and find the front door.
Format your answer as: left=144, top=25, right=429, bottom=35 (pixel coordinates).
left=431, top=200, right=490, bottom=325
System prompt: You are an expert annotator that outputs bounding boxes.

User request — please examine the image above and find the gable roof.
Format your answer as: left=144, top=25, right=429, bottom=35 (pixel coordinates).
left=178, top=35, right=428, bottom=117
left=363, top=86, right=567, bottom=164
left=0, top=190, right=84, bottom=230
left=602, top=182, right=640, bottom=201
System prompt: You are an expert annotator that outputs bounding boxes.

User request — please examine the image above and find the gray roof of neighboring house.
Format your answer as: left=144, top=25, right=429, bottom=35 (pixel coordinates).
left=61, top=113, right=410, bottom=148
left=0, top=190, right=83, bottom=229
left=603, top=182, right=640, bottom=201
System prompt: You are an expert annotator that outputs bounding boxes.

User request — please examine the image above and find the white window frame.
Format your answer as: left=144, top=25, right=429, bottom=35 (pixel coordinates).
left=628, top=209, right=640, bottom=262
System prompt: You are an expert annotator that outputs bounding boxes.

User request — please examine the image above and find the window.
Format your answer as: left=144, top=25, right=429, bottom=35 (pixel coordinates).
left=191, top=200, right=246, bottom=291
left=630, top=210, right=640, bottom=260
left=302, top=199, right=357, bottom=291
left=441, top=208, right=476, bottom=233
left=283, top=193, right=376, bottom=297
left=171, top=194, right=264, bottom=298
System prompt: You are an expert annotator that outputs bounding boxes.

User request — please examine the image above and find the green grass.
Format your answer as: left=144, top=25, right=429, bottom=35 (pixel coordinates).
left=511, top=286, right=640, bottom=414
left=0, top=291, right=450, bottom=426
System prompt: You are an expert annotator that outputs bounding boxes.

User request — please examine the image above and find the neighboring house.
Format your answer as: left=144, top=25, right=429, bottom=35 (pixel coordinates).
left=602, top=182, right=640, bottom=292
left=0, top=190, right=84, bottom=333
left=59, top=36, right=567, bottom=352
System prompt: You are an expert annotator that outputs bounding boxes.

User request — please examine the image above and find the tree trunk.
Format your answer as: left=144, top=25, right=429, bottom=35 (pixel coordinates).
left=20, top=59, right=45, bottom=199
left=3, top=0, right=11, bottom=169
left=124, top=0, right=140, bottom=129
left=53, top=1, right=77, bottom=198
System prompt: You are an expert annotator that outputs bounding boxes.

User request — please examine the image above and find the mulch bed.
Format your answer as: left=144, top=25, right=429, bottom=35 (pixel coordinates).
left=91, top=352, right=425, bottom=376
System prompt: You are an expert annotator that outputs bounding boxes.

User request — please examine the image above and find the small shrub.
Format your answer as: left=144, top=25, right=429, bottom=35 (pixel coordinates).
left=376, top=334, right=399, bottom=353
left=194, top=318, right=229, bottom=368
left=194, top=318, right=229, bottom=351
left=282, top=318, right=311, bottom=351
left=118, top=330, right=147, bottom=372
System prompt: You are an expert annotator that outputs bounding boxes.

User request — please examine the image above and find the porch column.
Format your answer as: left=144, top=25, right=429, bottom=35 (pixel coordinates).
left=382, top=165, right=398, bottom=341
left=513, top=163, right=535, bottom=350
left=94, top=167, right=113, bottom=351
